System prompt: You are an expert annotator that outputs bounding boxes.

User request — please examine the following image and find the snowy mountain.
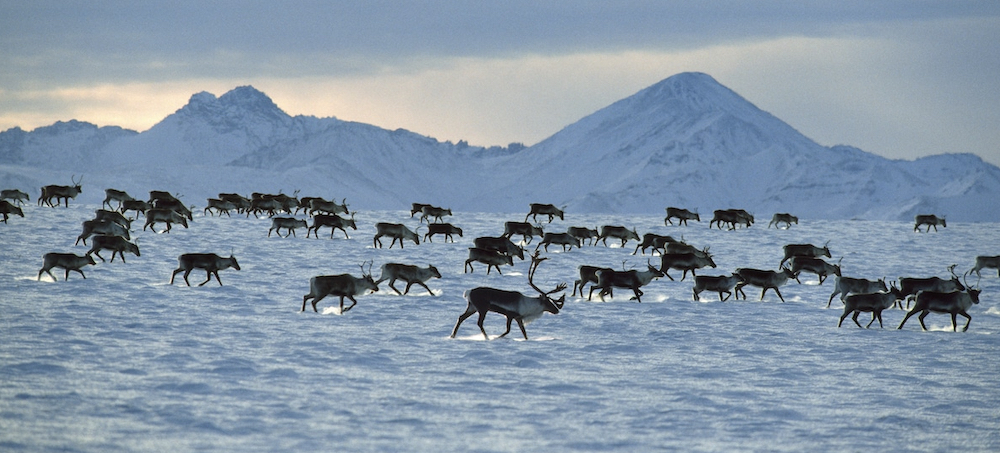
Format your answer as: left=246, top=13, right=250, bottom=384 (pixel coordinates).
left=2, top=72, right=999, bottom=221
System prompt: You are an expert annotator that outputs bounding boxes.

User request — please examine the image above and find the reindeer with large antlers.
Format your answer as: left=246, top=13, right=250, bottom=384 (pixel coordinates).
left=451, top=251, right=567, bottom=340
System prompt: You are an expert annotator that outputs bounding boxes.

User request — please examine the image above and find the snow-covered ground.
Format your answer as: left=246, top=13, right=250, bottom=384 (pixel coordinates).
left=2, top=203, right=998, bottom=451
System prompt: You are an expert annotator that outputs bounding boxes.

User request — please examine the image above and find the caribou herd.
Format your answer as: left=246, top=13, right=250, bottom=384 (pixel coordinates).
left=6, top=180, right=995, bottom=336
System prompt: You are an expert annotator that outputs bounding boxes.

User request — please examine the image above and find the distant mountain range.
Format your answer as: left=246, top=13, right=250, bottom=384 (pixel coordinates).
left=2, top=72, right=999, bottom=221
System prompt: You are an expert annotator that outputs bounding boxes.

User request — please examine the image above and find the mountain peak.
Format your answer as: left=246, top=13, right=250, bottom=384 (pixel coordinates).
left=218, top=85, right=283, bottom=114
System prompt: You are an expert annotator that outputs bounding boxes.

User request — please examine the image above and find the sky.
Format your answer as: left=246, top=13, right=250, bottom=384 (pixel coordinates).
left=2, top=1, right=999, bottom=166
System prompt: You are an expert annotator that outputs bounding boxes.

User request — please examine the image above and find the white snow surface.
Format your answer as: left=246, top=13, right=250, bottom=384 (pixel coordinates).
left=3, top=72, right=1000, bottom=221
left=2, top=203, right=999, bottom=452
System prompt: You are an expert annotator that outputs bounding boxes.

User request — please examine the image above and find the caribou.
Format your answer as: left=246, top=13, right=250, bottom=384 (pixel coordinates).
left=218, top=193, right=251, bottom=214
left=827, top=276, right=889, bottom=307
left=423, top=223, right=463, bottom=243
left=307, top=214, right=357, bottom=239
left=102, top=189, right=134, bottom=210
left=39, top=175, right=82, bottom=207
left=598, top=225, right=640, bottom=247
left=76, top=219, right=130, bottom=245
left=525, top=203, right=564, bottom=223
left=779, top=242, right=831, bottom=267
left=410, top=203, right=433, bottom=217
left=120, top=199, right=151, bottom=217
left=632, top=233, right=678, bottom=255
left=143, top=208, right=190, bottom=233
left=788, top=256, right=841, bottom=284
left=301, top=262, right=379, bottom=313
left=664, top=207, right=700, bottom=226
left=310, top=198, right=349, bottom=216
left=38, top=252, right=97, bottom=281
left=914, top=214, right=946, bottom=232
left=709, top=209, right=753, bottom=230
left=204, top=198, right=237, bottom=217
left=573, top=265, right=614, bottom=299
left=419, top=205, right=452, bottom=223
left=451, top=252, right=566, bottom=340
left=735, top=267, right=797, bottom=302
left=153, top=198, right=193, bottom=220
left=93, top=209, right=132, bottom=229
left=170, top=253, right=241, bottom=286
left=268, top=217, right=308, bottom=237
left=839, top=283, right=906, bottom=328
left=659, top=252, right=717, bottom=281
left=473, top=236, right=525, bottom=260
left=567, top=226, right=600, bottom=246
left=898, top=274, right=980, bottom=331
left=592, top=262, right=665, bottom=302
left=692, top=274, right=745, bottom=302
left=1, top=189, right=30, bottom=206
left=464, top=248, right=514, bottom=274
left=1, top=200, right=24, bottom=223
left=375, top=263, right=442, bottom=296
left=148, top=190, right=181, bottom=205
left=768, top=213, right=798, bottom=229
left=373, top=223, right=420, bottom=248
left=535, top=232, right=581, bottom=252
left=970, top=255, right=1000, bottom=278
left=898, top=266, right=966, bottom=309
left=86, top=235, right=140, bottom=263
left=503, top=221, right=543, bottom=245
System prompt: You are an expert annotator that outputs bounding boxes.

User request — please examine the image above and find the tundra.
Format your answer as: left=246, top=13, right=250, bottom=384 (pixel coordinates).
left=170, top=253, right=241, bottom=286
left=37, top=252, right=97, bottom=281
left=375, top=263, right=442, bottom=296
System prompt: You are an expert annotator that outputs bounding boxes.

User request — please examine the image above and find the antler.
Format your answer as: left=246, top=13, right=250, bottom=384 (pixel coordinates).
left=528, top=250, right=566, bottom=295
left=359, top=260, right=374, bottom=277
left=948, top=264, right=958, bottom=278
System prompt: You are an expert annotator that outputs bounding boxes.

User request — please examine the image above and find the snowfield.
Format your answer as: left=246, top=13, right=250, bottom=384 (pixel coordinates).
left=2, top=203, right=999, bottom=452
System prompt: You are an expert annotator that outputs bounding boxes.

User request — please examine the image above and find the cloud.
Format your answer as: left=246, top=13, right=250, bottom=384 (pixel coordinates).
left=1, top=2, right=998, bottom=165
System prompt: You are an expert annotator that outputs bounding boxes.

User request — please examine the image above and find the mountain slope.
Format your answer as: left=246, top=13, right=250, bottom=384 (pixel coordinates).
left=1, top=73, right=998, bottom=221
